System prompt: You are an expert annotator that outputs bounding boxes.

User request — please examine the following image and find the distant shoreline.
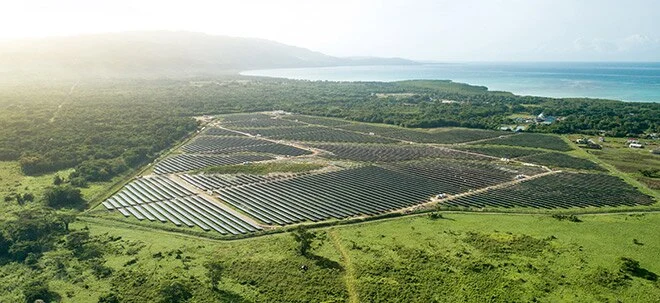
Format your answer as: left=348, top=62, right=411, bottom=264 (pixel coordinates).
left=241, top=63, right=660, bottom=103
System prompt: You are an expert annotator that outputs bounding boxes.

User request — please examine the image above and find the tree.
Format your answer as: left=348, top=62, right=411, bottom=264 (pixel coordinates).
left=291, top=226, right=317, bottom=257
left=65, top=230, right=90, bottom=254
left=1, top=206, right=69, bottom=261
left=23, top=280, right=60, bottom=303
left=640, top=169, right=659, bottom=178
left=57, top=209, right=78, bottom=231
left=16, top=193, right=35, bottom=205
left=53, top=175, right=64, bottom=185
left=42, top=185, right=86, bottom=209
left=159, top=278, right=193, bottom=303
left=98, top=293, right=121, bottom=303
left=69, top=176, right=88, bottom=188
left=69, top=159, right=127, bottom=182
left=122, top=147, right=150, bottom=168
left=0, top=233, right=9, bottom=258
left=204, top=260, right=224, bottom=290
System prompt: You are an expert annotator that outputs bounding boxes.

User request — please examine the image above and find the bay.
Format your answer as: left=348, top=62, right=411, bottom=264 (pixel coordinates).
left=242, top=62, right=660, bottom=103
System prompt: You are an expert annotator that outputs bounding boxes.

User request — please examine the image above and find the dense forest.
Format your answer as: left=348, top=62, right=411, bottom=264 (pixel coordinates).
left=0, top=78, right=658, bottom=182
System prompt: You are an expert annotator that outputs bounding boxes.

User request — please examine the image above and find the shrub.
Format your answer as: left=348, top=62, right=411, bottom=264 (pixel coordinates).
left=69, top=177, right=88, bottom=188
left=43, top=185, right=86, bottom=209
left=23, top=280, right=61, bottom=303
left=640, top=169, right=660, bottom=178
left=428, top=212, right=444, bottom=220
left=619, top=257, right=658, bottom=281
left=592, top=267, right=630, bottom=289
left=98, top=293, right=121, bottom=303
left=291, top=226, right=317, bottom=257
left=158, top=278, right=193, bottom=303
left=204, top=260, right=224, bottom=289
left=551, top=214, right=582, bottom=222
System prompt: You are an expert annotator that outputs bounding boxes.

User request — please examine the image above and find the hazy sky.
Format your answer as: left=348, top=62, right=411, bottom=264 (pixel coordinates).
left=1, top=0, right=658, bottom=61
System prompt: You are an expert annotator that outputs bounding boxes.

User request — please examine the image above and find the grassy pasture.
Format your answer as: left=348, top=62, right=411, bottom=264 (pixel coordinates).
left=454, top=145, right=545, bottom=159
left=518, top=152, right=606, bottom=171
left=590, top=148, right=660, bottom=193
left=473, top=133, right=573, bottom=151
left=21, top=212, right=658, bottom=302
left=333, top=213, right=660, bottom=302
left=0, top=161, right=112, bottom=207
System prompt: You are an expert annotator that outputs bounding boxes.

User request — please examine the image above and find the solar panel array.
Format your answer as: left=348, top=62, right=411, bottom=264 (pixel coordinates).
left=202, top=127, right=247, bottom=136
left=180, top=173, right=300, bottom=191
left=213, top=166, right=453, bottom=225
left=102, top=176, right=261, bottom=235
left=443, top=172, right=655, bottom=209
left=101, top=113, right=656, bottom=236
left=182, top=136, right=312, bottom=156
left=154, top=154, right=275, bottom=174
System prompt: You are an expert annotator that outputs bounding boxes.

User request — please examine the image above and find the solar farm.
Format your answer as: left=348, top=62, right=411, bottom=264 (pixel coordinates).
left=97, top=112, right=657, bottom=236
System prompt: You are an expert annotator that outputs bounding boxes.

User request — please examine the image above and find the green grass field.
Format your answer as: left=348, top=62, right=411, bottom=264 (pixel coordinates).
left=518, top=152, right=606, bottom=171
left=0, top=161, right=112, bottom=207
left=473, top=133, right=574, bottom=151
left=10, top=212, right=654, bottom=302
left=590, top=148, right=660, bottom=194
left=338, top=213, right=660, bottom=302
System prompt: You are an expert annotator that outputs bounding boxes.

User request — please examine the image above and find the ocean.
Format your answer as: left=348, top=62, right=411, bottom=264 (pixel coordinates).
left=242, top=62, right=660, bottom=103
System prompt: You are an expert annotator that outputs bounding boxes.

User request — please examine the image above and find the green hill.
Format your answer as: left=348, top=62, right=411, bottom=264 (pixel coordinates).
left=0, top=31, right=416, bottom=79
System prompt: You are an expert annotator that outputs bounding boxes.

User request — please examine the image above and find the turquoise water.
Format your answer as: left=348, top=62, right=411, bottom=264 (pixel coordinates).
left=242, top=62, right=660, bottom=102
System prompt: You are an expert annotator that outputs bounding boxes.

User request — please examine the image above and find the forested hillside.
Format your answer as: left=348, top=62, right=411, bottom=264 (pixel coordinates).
left=0, top=31, right=414, bottom=80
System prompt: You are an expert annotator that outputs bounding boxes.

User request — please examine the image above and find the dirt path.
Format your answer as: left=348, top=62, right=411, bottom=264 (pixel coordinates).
left=167, top=174, right=267, bottom=229
left=50, top=80, right=79, bottom=123
left=329, top=230, right=359, bottom=303
left=397, top=169, right=561, bottom=213
left=213, top=125, right=321, bottom=157
left=564, top=138, right=659, bottom=201
left=453, top=132, right=517, bottom=145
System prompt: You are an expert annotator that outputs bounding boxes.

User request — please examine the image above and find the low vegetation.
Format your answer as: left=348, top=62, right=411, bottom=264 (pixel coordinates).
left=592, top=148, right=660, bottom=193
left=519, top=152, right=606, bottom=171
left=311, top=143, right=485, bottom=162
left=336, top=123, right=503, bottom=144
left=473, top=133, right=573, bottom=151
left=3, top=210, right=660, bottom=302
left=333, top=213, right=660, bottom=302
left=551, top=214, right=582, bottom=222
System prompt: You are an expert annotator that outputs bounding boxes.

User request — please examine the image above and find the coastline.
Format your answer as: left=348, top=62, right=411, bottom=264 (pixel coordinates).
left=240, top=63, right=660, bottom=103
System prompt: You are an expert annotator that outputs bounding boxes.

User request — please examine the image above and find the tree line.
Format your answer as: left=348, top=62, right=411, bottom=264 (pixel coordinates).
left=0, top=78, right=657, bottom=182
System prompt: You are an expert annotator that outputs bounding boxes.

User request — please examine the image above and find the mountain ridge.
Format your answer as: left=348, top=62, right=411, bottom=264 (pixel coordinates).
left=0, top=31, right=417, bottom=78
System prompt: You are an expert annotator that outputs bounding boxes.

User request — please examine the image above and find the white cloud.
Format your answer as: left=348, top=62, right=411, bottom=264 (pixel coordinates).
left=618, top=34, right=658, bottom=51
